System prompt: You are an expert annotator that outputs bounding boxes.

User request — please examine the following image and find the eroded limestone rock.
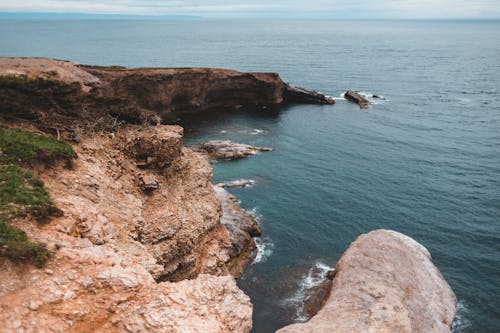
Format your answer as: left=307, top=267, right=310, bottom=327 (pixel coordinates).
left=277, top=230, right=457, bottom=333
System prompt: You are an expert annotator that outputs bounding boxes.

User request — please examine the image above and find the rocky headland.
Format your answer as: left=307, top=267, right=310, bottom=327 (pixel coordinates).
left=0, top=57, right=456, bottom=332
left=277, top=230, right=457, bottom=333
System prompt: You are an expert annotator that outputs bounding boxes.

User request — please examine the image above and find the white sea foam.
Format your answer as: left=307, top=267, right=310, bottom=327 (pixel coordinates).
left=357, top=91, right=389, bottom=105
left=217, top=179, right=256, bottom=188
left=253, top=237, right=273, bottom=264
left=237, top=128, right=266, bottom=135
left=452, top=300, right=472, bottom=333
left=281, top=261, right=334, bottom=322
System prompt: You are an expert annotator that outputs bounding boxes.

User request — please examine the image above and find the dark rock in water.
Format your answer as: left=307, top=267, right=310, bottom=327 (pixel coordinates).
left=303, top=279, right=332, bottom=319
left=193, top=140, right=272, bottom=160
left=284, top=86, right=335, bottom=105
left=344, top=90, right=370, bottom=108
left=372, top=94, right=381, bottom=99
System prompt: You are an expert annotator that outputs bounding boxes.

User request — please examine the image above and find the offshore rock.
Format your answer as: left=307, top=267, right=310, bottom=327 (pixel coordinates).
left=214, top=185, right=262, bottom=276
left=344, top=90, right=370, bottom=108
left=277, top=230, right=457, bottom=333
left=193, top=140, right=272, bottom=160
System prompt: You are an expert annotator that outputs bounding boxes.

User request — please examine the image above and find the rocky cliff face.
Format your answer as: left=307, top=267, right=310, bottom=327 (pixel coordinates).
left=277, top=230, right=457, bottom=333
left=0, top=58, right=334, bottom=128
left=0, top=125, right=253, bottom=332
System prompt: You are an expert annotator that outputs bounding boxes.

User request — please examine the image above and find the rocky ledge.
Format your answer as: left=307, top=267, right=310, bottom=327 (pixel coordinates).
left=193, top=140, right=272, bottom=160
left=277, top=229, right=457, bottom=333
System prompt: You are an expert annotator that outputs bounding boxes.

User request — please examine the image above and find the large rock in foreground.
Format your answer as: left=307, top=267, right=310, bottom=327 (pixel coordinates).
left=277, top=230, right=457, bottom=333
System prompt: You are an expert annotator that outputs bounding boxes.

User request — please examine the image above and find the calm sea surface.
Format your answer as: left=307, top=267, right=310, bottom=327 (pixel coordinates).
left=1, top=19, right=499, bottom=333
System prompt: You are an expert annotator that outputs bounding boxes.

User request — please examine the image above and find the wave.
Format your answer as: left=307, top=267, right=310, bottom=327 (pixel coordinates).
left=281, top=261, right=334, bottom=322
left=253, top=236, right=273, bottom=264
left=452, top=300, right=472, bottom=333
left=357, top=91, right=389, bottom=105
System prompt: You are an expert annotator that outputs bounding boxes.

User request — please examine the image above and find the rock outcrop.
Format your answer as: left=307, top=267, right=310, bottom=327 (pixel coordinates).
left=193, top=140, right=272, bottom=160
left=277, top=230, right=457, bottom=333
left=344, top=90, right=370, bottom=108
left=0, top=125, right=254, bottom=332
left=0, top=57, right=334, bottom=129
left=213, top=185, right=262, bottom=276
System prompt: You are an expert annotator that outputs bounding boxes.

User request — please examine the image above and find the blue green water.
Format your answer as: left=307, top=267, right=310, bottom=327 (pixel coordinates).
left=1, top=19, right=499, bottom=332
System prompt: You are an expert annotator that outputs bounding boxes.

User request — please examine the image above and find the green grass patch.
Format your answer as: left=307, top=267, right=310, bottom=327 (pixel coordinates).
left=0, top=218, right=51, bottom=267
left=0, top=127, right=71, bottom=266
left=0, top=164, right=61, bottom=220
left=0, top=128, right=75, bottom=166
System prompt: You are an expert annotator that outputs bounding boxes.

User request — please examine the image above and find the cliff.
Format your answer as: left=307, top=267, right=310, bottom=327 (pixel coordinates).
left=277, top=230, right=457, bottom=333
left=0, top=57, right=333, bottom=129
left=0, top=124, right=254, bottom=332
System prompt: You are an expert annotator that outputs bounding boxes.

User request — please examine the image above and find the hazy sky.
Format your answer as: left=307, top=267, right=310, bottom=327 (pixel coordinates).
left=1, top=0, right=500, bottom=18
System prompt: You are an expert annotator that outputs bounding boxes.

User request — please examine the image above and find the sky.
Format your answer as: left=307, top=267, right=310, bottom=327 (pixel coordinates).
left=0, top=0, right=499, bottom=19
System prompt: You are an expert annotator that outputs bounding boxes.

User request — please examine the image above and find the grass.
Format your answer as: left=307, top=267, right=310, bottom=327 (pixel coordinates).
left=0, top=127, right=73, bottom=267
left=0, top=127, right=75, bottom=165
left=0, top=218, right=51, bottom=267
left=0, top=164, right=61, bottom=220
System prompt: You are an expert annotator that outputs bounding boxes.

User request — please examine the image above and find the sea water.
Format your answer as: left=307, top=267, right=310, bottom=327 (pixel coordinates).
left=1, top=18, right=499, bottom=332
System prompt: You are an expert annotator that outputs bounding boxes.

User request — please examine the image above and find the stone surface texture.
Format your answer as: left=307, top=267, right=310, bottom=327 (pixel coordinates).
left=0, top=125, right=253, bottom=333
left=277, top=230, right=457, bottom=333
left=193, top=140, right=272, bottom=160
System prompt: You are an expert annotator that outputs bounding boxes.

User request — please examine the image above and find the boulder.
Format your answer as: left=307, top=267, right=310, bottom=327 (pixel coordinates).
left=277, top=230, right=457, bottom=333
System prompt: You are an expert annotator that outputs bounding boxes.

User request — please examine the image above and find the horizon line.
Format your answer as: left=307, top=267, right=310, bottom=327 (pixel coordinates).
left=1, top=11, right=500, bottom=20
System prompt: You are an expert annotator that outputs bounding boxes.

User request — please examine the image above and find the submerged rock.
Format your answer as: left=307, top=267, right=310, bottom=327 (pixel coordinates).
left=193, top=140, right=272, bottom=160
left=277, top=230, right=457, bottom=333
left=344, top=90, right=370, bottom=108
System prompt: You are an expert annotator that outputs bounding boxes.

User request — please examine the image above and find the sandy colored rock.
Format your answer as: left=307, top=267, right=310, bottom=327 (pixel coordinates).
left=277, top=230, right=457, bottom=333
left=0, top=125, right=253, bottom=332
left=0, top=57, right=100, bottom=92
left=193, top=140, right=272, bottom=160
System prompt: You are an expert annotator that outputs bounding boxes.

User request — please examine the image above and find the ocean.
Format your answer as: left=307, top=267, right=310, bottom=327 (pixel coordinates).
left=1, top=18, right=499, bottom=332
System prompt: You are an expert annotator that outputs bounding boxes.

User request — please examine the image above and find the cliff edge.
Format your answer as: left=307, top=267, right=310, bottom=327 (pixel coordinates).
left=0, top=57, right=333, bottom=128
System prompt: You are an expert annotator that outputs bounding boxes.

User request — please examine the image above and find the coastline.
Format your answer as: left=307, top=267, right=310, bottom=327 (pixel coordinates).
left=0, top=57, right=457, bottom=332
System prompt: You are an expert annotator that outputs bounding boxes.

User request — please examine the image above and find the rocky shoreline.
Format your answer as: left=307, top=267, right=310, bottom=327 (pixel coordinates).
left=0, top=57, right=457, bottom=332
